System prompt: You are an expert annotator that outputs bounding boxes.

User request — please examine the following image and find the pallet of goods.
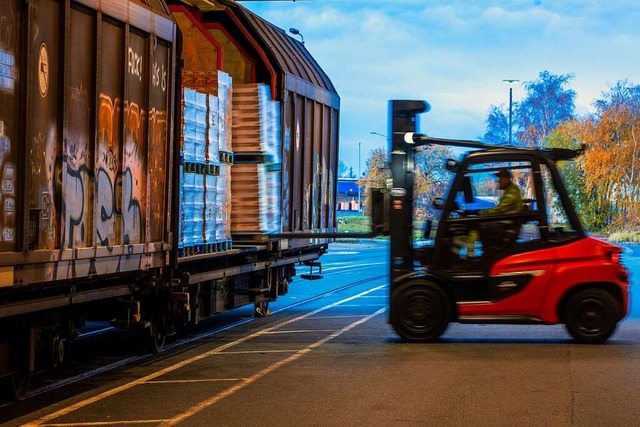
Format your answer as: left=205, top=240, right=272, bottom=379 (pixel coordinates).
left=231, top=83, right=281, bottom=238
left=178, top=71, right=233, bottom=257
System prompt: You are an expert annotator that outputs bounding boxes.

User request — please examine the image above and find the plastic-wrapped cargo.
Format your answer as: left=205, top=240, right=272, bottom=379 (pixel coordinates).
left=218, top=71, right=233, bottom=153
left=230, top=82, right=282, bottom=236
left=204, top=173, right=217, bottom=245
left=178, top=164, right=185, bottom=251
left=267, top=100, right=281, bottom=164
left=195, top=92, right=207, bottom=163
left=181, top=88, right=198, bottom=163
left=181, top=171, right=195, bottom=248
left=193, top=171, right=205, bottom=247
left=232, top=83, right=275, bottom=154
left=207, top=95, right=220, bottom=165
left=231, top=163, right=281, bottom=234
left=216, top=164, right=232, bottom=241
left=181, top=171, right=206, bottom=251
left=266, top=166, right=281, bottom=232
left=231, top=164, right=267, bottom=232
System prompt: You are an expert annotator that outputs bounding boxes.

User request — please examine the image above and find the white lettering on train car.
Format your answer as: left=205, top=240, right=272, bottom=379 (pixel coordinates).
left=152, top=62, right=167, bottom=92
left=128, top=47, right=143, bottom=82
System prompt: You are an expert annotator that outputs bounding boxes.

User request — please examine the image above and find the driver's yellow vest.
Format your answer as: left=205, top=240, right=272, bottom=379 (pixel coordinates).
left=480, top=183, right=523, bottom=215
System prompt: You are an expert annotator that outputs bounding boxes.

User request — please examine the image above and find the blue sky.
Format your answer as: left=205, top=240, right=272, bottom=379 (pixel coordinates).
left=242, top=0, right=640, bottom=174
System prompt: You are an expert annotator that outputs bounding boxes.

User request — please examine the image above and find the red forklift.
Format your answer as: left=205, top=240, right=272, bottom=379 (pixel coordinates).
left=386, top=100, right=630, bottom=343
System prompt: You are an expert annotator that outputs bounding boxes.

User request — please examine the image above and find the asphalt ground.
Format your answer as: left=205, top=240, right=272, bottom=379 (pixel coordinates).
left=4, top=240, right=640, bottom=426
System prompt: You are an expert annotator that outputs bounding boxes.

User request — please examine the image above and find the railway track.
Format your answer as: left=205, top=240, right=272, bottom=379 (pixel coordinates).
left=1, top=265, right=388, bottom=410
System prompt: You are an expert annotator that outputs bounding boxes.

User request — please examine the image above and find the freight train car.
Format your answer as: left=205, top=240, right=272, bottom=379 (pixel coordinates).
left=0, top=0, right=338, bottom=398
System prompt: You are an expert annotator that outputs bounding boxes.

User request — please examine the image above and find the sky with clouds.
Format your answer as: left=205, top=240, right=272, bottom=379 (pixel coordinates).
left=241, top=0, right=640, bottom=173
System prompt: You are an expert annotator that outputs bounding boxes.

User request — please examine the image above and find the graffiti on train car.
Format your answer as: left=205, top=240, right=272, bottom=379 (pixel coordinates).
left=97, top=94, right=122, bottom=248
left=62, top=85, right=92, bottom=248
left=123, top=100, right=145, bottom=245
left=0, top=1, right=17, bottom=94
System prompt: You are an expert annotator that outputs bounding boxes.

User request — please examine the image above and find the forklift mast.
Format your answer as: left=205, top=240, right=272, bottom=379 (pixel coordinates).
left=388, top=100, right=430, bottom=283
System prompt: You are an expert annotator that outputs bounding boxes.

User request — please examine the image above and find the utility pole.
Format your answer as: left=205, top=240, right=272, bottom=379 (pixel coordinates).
left=503, top=79, right=519, bottom=145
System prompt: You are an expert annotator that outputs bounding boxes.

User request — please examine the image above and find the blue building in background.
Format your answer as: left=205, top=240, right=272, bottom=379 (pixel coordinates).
left=337, top=178, right=360, bottom=212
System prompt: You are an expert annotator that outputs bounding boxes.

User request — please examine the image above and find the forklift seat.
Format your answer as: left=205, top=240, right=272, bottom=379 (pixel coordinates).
left=481, top=204, right=531, bottom=252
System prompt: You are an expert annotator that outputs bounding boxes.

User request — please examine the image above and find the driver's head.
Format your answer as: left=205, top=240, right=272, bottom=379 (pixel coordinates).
left=495, top=168, right=512, bottom=190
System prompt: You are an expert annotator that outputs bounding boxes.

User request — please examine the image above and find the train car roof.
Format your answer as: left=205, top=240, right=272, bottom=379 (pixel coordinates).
left=181, top=0, right=339, bottom=109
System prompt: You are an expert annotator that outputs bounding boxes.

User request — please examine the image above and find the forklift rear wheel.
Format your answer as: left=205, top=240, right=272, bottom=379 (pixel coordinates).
left=564, top=288, right=620, bottom=344
left=391, top=280, right=451, bottom=342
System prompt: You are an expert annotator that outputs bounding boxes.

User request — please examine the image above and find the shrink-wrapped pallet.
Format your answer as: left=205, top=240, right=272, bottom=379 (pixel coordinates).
left=181, top=171, right=195, bottom=248
left=194, top=92, right=207, bottom=163
left=230, top=82, right=282, bottom=236
left=207, top=95, right=220, bottom=165
left=231, top=164, right=267, bottom=232
left=178, top=164, right=185, bottom=250
left=267, top=100, right=282, bottom=164
left=193, top=172, right=205, bottom=247
left=232, top=83, right=276, bottom=154
left=230, top=164, right=281, bottom=234
left=181, top=88, right=207, bottom=164
left=204, top=173, right=217, bottom=245
left=181, top=171, right=206, bottom=250
left=216, top=164, right=232, bottom=241
left=218, top=71, right=233, bottom=153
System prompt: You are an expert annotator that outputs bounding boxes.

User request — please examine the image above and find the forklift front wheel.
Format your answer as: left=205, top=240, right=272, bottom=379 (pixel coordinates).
left=390, top=280, right=451, bottom=342
left=564, top=288, right=620, bottom=344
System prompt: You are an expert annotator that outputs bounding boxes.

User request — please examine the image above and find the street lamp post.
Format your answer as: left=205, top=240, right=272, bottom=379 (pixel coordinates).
left=288, top=27, right=305, bottom=45
left=503, top=79, right=519, bottom=145
left=358, top=142, right=362, bottom=214
left=369, top=131, right=387, bottom=139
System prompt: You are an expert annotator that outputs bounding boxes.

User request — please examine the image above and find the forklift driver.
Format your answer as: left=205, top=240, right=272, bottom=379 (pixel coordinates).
left=453, top=168, right=524, bottom=258
left=480, top=168, right=523, bottom=216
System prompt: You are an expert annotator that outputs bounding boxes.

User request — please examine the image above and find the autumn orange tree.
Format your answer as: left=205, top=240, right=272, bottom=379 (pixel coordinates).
left=546, top=81, right=640, bottom=231
left=414, top=145, right=453, bottom=219
left=358, top=148, right=389, bottom=215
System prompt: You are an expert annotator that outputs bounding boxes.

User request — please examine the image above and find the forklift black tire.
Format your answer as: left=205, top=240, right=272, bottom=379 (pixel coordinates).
left=564, top=288, right=620, bottom=344
left=391, top=280, right=451, bottom=342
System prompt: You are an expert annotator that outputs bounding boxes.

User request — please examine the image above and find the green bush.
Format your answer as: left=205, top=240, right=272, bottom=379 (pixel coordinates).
left=337, top=215, right=372, bottom=233
left=608, top=231, right=640, bottom=243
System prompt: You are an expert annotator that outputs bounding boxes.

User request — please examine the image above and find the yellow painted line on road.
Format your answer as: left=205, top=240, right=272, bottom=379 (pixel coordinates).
left=214, top=350, right=299, bottom=355
left=145, top=378, right=245, bottom=384
left=160, top=306, right=388, bottom=426
left=23, top=284, right=386, bottom=427
left=39, top=421, right=166, bottom=426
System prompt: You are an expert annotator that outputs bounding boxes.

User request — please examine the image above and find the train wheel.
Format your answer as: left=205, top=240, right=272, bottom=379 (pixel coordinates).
left=148, top=315, right=167, bottom=353
left=390, top=280, right=451, bottom=342
left=49, top=334, right=65, bottom=368
left=0, top=371, right=31, bottom=401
